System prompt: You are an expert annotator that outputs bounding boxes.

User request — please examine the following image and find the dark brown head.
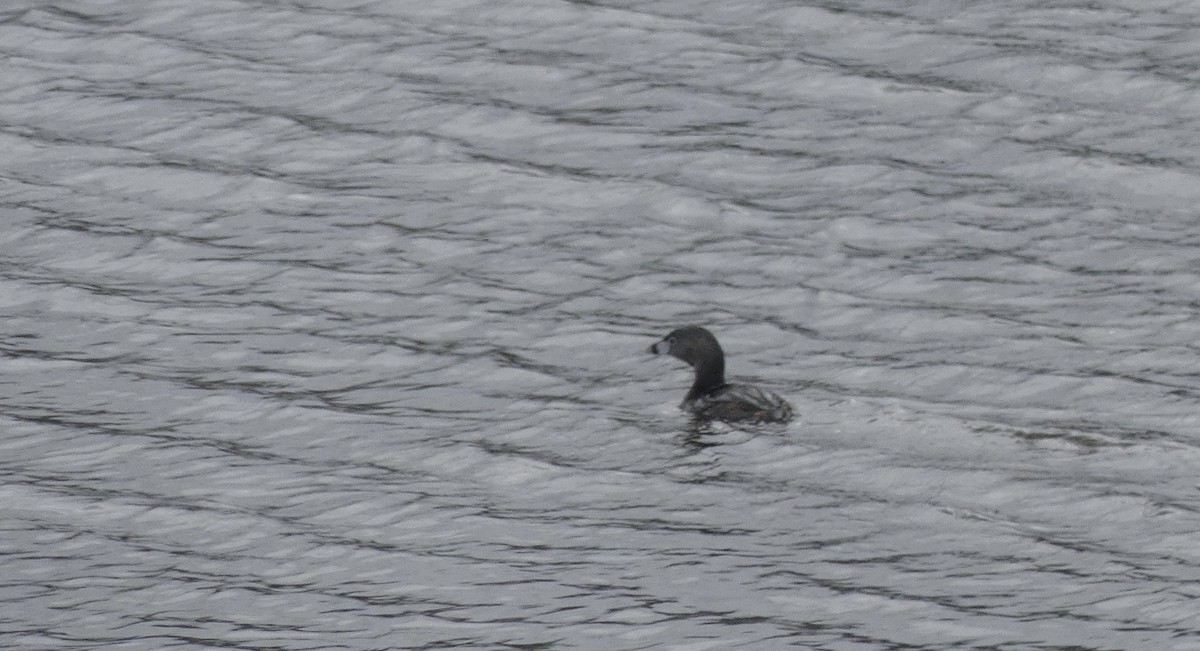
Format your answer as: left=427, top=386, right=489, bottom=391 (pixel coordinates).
left=649, top=326, right=727, bottom=398
left=648, top=326, right=722, bottom=366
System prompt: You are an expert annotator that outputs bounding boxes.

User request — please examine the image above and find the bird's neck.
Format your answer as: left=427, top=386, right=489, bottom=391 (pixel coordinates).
left=687, top=357, right=726, bottom=400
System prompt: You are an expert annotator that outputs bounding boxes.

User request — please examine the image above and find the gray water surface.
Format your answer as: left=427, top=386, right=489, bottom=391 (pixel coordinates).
left=4, top=1, right=1200, bottom=649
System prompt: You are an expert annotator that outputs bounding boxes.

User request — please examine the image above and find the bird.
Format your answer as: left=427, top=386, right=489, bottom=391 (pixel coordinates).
left=649, top=325, right=792, bottom=423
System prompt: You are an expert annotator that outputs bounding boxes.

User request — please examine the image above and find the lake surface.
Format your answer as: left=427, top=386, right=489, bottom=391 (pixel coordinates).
left=3, top=1, right=1200, bottom=649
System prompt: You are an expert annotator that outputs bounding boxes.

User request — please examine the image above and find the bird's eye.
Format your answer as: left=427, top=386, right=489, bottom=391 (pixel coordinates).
left=666, top=335, right=675, bottom=344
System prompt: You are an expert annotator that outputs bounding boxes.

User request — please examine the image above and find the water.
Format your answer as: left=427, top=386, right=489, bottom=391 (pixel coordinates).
left=3, top=0, right=1200, bottom=649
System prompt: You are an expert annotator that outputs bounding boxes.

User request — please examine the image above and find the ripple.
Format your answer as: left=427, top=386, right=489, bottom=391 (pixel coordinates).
left=4, top=0, right=1200, bottom=649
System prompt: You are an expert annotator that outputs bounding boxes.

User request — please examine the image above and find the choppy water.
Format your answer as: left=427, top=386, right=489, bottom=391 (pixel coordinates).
left=4, top=1, right=1200, bottom=649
